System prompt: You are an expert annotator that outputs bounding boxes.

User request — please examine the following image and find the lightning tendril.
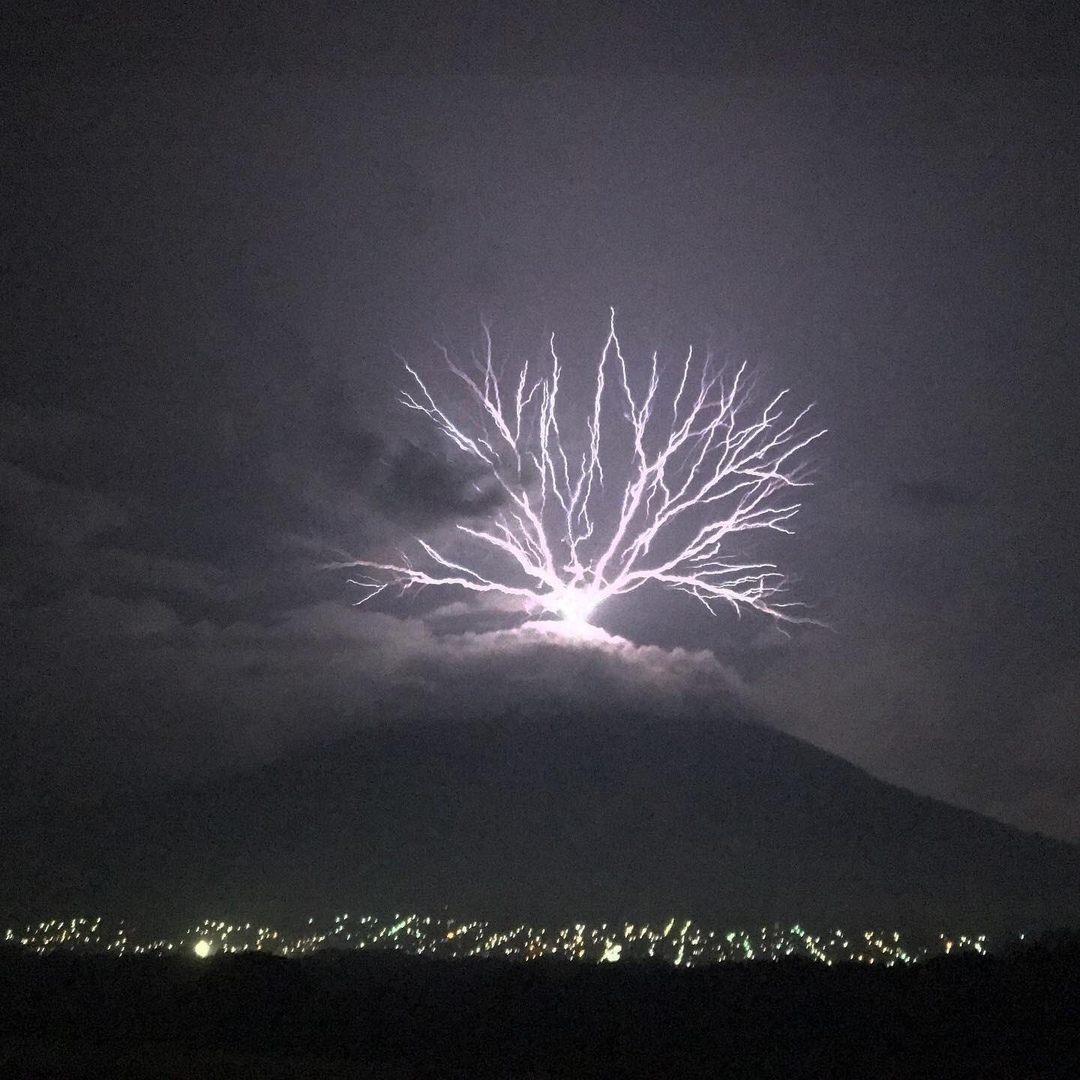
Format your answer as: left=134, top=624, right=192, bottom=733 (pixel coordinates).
left=337, top=310, right=826, bottom=630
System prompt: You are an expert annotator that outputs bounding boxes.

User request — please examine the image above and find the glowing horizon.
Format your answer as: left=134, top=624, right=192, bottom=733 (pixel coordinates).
left=336, top=311, right=825, bottom=630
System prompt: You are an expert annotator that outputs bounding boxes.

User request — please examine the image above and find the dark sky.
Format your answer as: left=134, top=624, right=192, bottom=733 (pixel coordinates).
left=2, top=1, right=1078, bottom=855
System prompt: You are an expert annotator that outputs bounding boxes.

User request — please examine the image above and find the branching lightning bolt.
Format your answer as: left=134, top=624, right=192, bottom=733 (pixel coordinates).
left=341, top=310, right=826, bottom=631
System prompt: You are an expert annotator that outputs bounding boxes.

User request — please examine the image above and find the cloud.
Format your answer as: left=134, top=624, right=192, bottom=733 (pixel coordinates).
left=0, top=588, right=749, bottom=819
left=377, top=441, right=507, bottom=524
left=0, top=461, right=126, bottom=547
left=2, top=542, right=246, bottom=610
left=0, top=389, right=505, bottom=622
left=0, top=389, right=500, bottom=579
left=270, top=422, right=508, bottom=549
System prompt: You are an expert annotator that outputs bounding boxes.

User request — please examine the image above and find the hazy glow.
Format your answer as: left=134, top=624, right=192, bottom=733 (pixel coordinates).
left=548, top=584, right=602, bottom=628
left=193, top=939, right=211, bottom=958
left=341, top=311, right=825, bottom=629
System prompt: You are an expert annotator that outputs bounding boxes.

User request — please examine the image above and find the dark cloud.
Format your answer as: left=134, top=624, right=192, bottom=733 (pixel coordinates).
left=0, top=378, right=507, bottom=572
left=270, top=420, right=507, bottom=543
left=0, top=461, right=125, bottom=548
left=378, top=442, right=506, bottom=526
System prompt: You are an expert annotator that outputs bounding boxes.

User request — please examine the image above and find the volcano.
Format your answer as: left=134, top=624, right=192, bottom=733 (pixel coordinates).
left=3, top=703, right=1078, bottom=936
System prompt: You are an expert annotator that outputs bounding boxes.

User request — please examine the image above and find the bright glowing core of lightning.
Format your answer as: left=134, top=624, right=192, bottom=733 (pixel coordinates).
left=340, top=311, right=826, bottom=632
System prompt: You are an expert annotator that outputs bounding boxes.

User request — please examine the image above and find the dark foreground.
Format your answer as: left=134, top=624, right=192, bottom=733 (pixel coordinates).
left=1, top=943, right=1078, bottom=1079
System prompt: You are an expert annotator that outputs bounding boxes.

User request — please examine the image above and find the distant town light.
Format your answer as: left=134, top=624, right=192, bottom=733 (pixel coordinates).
left=5, top=913, right=998, bottom=967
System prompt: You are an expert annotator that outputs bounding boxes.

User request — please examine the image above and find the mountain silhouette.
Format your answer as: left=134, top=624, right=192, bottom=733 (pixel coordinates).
left=3, top=704, right=1078, bottom=936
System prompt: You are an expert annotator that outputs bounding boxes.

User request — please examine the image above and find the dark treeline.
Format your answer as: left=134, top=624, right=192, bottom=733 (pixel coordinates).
left=1, top=941, right=1078, bottom=1078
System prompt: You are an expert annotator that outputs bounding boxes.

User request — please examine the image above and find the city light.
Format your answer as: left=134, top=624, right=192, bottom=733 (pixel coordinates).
left=4, top=913, right=992, bottom=968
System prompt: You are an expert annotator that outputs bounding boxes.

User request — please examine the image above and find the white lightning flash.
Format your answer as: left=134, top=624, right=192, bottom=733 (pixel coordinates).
left=341, top=311, right=826, bottom=631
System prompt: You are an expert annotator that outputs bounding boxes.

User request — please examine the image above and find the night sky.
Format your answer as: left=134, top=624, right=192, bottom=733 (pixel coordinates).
left=3, top=0, right=1078, bottom=909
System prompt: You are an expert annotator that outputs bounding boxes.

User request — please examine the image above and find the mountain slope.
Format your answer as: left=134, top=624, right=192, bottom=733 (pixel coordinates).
left=3, top=706, right=1078, bottom=934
